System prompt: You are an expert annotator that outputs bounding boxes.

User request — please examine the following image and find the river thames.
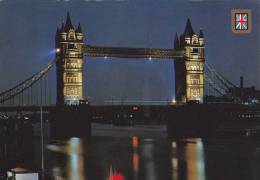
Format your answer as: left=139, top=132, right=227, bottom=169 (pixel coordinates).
left=32, top=135, right=260, bottom=180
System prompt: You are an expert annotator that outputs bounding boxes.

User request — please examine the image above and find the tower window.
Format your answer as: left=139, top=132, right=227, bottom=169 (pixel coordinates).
left=68, top=44, right=75, bottom=49
left=190, top=65, right=200, bottom=71
left=191, top=88, right=200, bottom=98
left=192, top=48, right=198, bottom=53
left=68, top=31, right=75, bottom=40
left=191, top=79, right=200, bottom=85
left=66, top=62, right=79, bottom=69
left=65, top=87, right=78, bottom=95
left=66, top=76, right=78, bottom=83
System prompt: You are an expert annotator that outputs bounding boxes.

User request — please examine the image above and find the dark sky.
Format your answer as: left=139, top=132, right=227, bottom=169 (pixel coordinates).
left=0, top=0, right=259, bottom=105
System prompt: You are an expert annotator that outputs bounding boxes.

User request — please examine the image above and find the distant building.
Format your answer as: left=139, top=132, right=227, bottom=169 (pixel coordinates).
left=229, top=76, right=260, bottom=103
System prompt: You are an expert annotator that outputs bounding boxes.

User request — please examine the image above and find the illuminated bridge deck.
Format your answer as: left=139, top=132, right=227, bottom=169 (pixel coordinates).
left=83, top=45, right=184, bottom=59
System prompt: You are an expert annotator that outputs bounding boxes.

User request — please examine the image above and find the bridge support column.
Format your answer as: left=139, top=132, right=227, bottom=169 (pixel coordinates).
left=50, top=105, right=91, bottom=138
left=56, top=13, right=84, bottom=106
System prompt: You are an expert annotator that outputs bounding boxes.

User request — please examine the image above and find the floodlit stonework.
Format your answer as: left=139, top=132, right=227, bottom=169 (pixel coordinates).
left=56, top=13, right=84, bottom=105
left=174, top=19, right=205, bottom=103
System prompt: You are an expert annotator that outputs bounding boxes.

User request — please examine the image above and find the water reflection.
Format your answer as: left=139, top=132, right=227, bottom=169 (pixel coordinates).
left=132, top=136, right=139, bottom=180
left=171, top=142, right=178, bottom=180
left=67, top=138, right=84, bottom=180
left=46, top=137, right=85, bottom=180
left=142, top=139, right=157, bottom=180
left=107, top=166, right=126, bottom=180
left=185, top=139, right=205, bottom=180
left=171, top=139, right=205, bottom=180
left=44, top=137, right=260, bottom=180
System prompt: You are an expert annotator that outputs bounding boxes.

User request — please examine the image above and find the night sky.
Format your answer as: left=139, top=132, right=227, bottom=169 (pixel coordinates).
left=0, top=0, right=259, bottom=105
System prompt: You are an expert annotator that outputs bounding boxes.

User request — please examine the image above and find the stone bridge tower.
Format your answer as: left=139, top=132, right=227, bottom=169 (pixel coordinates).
left=174, top=19, right=205, bottom=103
left=56, top=13, right=84, bottom=106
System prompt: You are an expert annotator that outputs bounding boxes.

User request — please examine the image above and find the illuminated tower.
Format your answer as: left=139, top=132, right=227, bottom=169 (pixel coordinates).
left=56, top=13, right=84, bottom=106
left=175, top=19, right=205, bottom=103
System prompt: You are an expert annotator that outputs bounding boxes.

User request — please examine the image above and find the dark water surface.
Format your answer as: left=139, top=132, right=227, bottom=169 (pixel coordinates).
left=35, top=137, right=260, bottom=180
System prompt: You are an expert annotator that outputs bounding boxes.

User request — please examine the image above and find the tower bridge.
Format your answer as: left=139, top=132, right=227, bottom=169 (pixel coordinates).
left=55, top=13, right=205, bottom=106
left=0, top=13, right=255, bottom=138
left=0, top=13, right=239, bottom=109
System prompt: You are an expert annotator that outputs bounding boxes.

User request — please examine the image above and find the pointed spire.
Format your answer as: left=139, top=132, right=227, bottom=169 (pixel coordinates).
left=179, top=34, right=185, bottom=49
left=56, top=27, right=60, bottom=35
left=174, top=32, right=179, bottom=42
left=174, top=32, right=180, bottom=50
left=199, top=28, right=204, bottom=38
left=76, top=23, right=82, bottom=33
left=184, top=18, right=194, bottom=38
left=61, top=22, right=65, bottom=32
left=65, top=12, right=74, bottom=31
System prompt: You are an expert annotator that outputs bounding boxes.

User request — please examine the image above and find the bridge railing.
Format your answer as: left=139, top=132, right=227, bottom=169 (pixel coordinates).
left=83, top=45, right=184, bottom=59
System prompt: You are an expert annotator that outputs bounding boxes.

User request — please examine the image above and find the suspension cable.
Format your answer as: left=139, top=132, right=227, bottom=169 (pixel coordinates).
left=205, top=62, right=237, bottom=89
left=204, top=75, right=226, bottom=96
left=0, top=58, right=58, bottom=104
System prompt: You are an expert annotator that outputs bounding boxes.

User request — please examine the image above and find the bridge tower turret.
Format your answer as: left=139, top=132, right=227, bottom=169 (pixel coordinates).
left=55, top=13, right=84, bottom=106
left=175, top=19, right=205, bottom=103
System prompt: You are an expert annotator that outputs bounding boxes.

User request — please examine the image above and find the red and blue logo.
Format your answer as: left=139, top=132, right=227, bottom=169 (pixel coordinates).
left=235, top=13, right=248, bottom=30
left=232, top=9, right=252, bottom=33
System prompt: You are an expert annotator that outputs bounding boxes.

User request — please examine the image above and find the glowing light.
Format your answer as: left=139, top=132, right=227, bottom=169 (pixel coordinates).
left=108, top=166, right=126, bottom=180
left=108, top=173, right=125, bottom=180
left=133, top=153, right=139, bottom=175
left=67, top=138, right=84, bottom=180
left=133, top=106, right=138, bottom=111
left=68, top=137, right=83, bottom=154
left=56, top=48, right=61, bottom=53
left=171, top=99, right=176, bottom=105
left=185, top=138, right=206, bottom=180
left=104, top=56, right=108, bottom=59
left=149, top=56, right=152, bottom=61
left=172, top=158, right=178, bottom=180
left=172, top=141, right=177, bottom=148
left=132, top=136, right=138, bottom=149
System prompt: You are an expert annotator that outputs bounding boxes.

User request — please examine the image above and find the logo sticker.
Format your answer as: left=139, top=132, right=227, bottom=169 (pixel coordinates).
left=232, top=9, right=252, bottom=33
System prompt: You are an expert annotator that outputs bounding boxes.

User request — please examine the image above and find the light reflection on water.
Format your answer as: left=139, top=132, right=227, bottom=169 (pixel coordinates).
left=185, top=139, right=205, bottom=180
left=44, top=137, right=260, bottom=180
left=171, top=139, right=205, bottom=180
left=67, top=138, right=84, bottom=180
left=132, top=136, right=139, bottom=180
left=46, top=138, right=85, bottom=180
left=141, top=140, right=157, bottom=180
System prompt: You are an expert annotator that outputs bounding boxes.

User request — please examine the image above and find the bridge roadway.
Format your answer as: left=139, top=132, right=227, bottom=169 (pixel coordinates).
left=0, top=105, right=179, bottom=113
left=83, top=45, right=184, bottom=59
left=0, top=106, right=56, bottom=112
left=0, top=104, right=257, bottom=113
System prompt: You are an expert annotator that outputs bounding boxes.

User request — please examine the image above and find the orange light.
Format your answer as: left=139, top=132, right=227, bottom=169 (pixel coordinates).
left=133, top=153, right=139, bottom=174
left=132, top=136, right=138, bottom=148
left=133, top=106, right=138, bottom=111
